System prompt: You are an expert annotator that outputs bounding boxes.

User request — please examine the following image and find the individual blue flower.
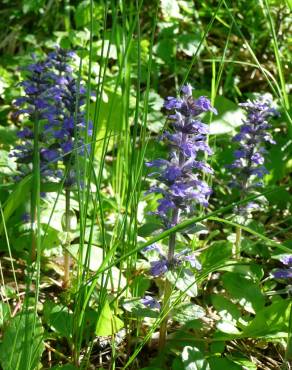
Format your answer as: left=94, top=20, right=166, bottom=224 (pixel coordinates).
left=272, top=269, right=292, bottom=279
left=271, top=255, right=292, bottom=279
left=141, top=296, right=161, bottom=310
left=145, top=246, right=201, bottom=277
left=280, top=255, right=292, bottom=266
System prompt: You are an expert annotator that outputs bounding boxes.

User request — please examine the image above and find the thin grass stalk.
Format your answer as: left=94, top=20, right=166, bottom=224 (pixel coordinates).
left=234, top=226, right=242, bottom=258
left=25, top=111, right=42, bottom=369
left=285, top=303, right=292, bottom=366
left=63, top=187, right=71, bottom=288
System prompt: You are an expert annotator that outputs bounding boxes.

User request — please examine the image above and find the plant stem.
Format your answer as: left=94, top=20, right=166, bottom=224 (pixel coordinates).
left=285, top=303, right=292, bottom=367
left=63, top=187, right=71, bottom=288
left=159, top=209, right=179, bottom=349
left=233, top=226, right=242, bottom=258
left=31, top=111, right=40, bottom=262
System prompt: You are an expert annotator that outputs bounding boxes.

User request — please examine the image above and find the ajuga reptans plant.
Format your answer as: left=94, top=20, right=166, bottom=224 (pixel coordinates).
left=145, top=84, right=216, bottom=347
left=11, top=48, right=92, bottom=286
left=229, top=96, right=278, bottom=257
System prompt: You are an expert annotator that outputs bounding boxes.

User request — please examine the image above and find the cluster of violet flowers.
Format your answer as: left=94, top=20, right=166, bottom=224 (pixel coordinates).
left=229, top=96, right=278, bottom=212
left=11, top=48, right=92, bottom=187
left=272, top=256, right=292, bottom=279
left=144, top=84, right=216, bottom=276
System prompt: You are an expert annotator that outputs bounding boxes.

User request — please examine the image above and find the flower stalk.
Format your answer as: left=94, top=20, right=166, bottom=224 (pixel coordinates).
left=146, top=84, right=216, bottom=347
left=229, top=97, right=278, bottom=258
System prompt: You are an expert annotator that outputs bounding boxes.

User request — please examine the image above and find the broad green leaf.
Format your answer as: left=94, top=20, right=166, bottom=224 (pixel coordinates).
left=138, top=222, right=163, bottom=237
left=216, top=320, right=241, bottom=335
left=173, top=303, right=206, bottom=324
left=208, top=357, right=242, bottom=370
left=181, top=346, right=210, bottom=370
left=122, top=298, right=159, bottom=319
left=210, top=96, right=244, bottom=135
left=166, top=269, right=198, bottom=297
left=211, top=295, right=240, bottom=322
left=200, top=241, right=232, bottom=268
left=241, top=300, right=291, bottom=338
left=43, top=301, right=73, bottom=340
left=226, top=355, right=257, bottom=370
left=0, top=312, right=44, bottom=370
left=160, top=0, right=182, bottom=20
left=218, top=263, right=264, bottom=281
left=0, top=176, right=31, bottom=236
left=95, top=299, right=124, bottom=336
left=222, top=272, right=265, bottom=314
left=0, top=150, right=17, bottom=176
left=177, top=32, right=201, bottom=57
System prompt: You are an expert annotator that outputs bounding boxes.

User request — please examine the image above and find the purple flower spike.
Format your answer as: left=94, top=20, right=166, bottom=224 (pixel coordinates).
left=10, top=47, right=93, bottom=186
left=229, top=96, right=278, bottom=213
left=145, top=83, right=214, bottom=226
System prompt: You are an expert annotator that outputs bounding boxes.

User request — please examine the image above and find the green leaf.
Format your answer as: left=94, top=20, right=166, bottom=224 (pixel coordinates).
left=44, top=301, right=73, bottom=340
left=200, top=241, right=232, bottom=269
left=0, top=302, right=10, bottom=328
left=241, top=300, right=291, bottom=338
left=51, top=365, right=79, bottom=370
left=0, top=150, right=17, bottom=176
left=219, top=263, right=264, bottom=281
left=226, top=355, right=257, bottom=370
left=0, top=176, right=31, bottom=236
left=160, top=0, right=182, bottom=20
left=208, top=357, right=242, bottom=370
left=0, top=312, right=44, bottom=370
left=216, top=320, right=241, bottom=335
left=138, top=222, right=162, bottom=237
left=211, top=295, right=240, bottom=322
left=177, top=32, right=202, bottom=57
left=122, top=298, right=159, bottom=319
left=181, top=346, right=210, bottom=370
left=166, top=269, right=198, bottom=297
left=95, top=299, right=124, bottom=336
left=222, top=272, right=265, bottom=314
left=210, top=96, right=244, bottom=135
left=173, top=303, right=206, bottom=324
left=0, top=127, right=17, bottom=145
left=69, top=244, right=127, bottom=292
left=22, top=0, right=45, bottom=13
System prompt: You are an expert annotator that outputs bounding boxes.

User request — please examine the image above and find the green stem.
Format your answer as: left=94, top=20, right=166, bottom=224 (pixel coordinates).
left=285, top=303, right=292, bottom=367
left=159, top=209, right=179, bottom=349
left=63, top=187, right=71, bottom=288
left=233, top=226, right=242, bottom=258
left=30, top=111, right=40, bottom=262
